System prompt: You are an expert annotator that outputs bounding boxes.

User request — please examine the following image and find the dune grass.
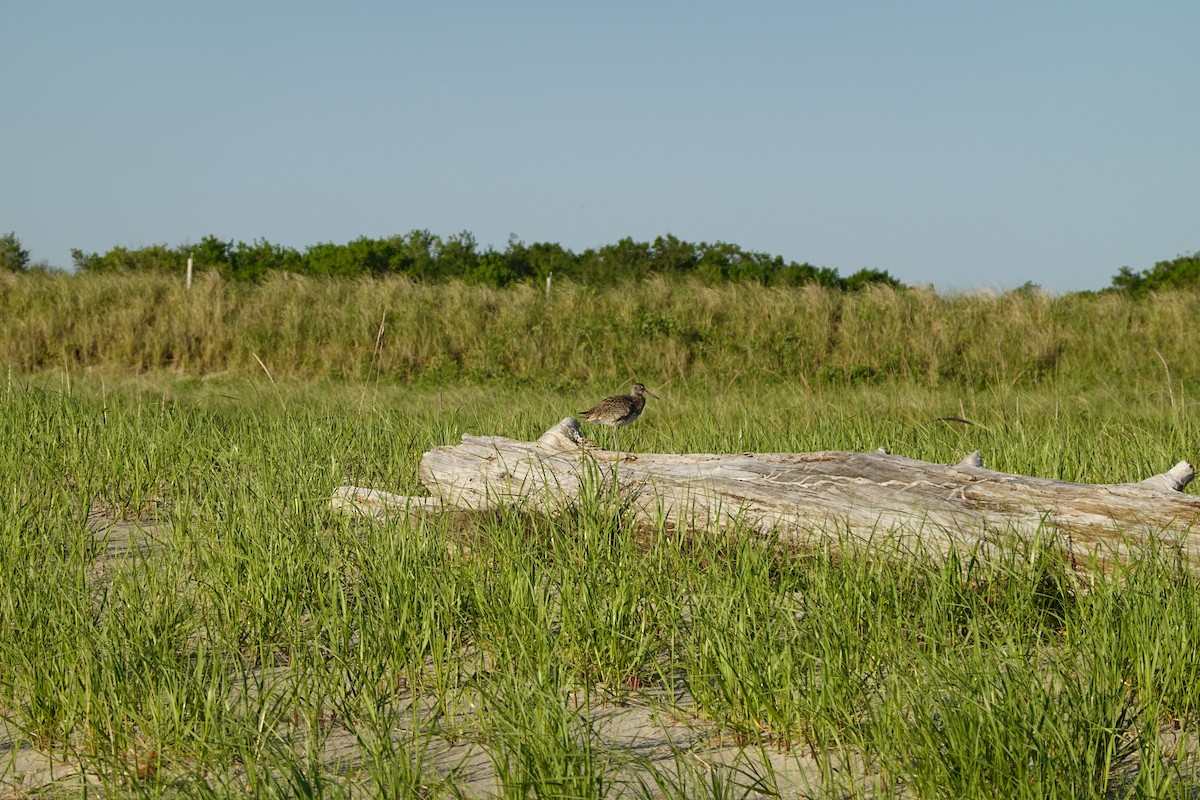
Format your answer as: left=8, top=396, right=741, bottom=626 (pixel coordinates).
left=3, top=271, right=1200, bottom=394
left=1, top=370, right=1199, bottom=797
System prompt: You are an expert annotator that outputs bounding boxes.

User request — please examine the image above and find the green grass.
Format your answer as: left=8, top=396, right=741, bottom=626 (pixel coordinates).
left=1, top=361, right=1199, bottom=796
left=1, top=274, right=1195, bottom=797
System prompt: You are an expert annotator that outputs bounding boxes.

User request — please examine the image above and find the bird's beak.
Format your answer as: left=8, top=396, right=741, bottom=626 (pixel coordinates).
left=647, top=389, right=660, bottom=399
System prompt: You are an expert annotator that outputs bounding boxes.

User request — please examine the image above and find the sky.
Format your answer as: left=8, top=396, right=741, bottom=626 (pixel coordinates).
left=3, top=2, right=1197, bottom=293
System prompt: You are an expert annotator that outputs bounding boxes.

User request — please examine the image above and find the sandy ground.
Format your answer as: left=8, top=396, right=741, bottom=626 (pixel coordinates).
left=10, top=514, right=1192, bottom=797
left=1, top=706, right=843, bottom=798
left=1, top=514, right=861, bottom=798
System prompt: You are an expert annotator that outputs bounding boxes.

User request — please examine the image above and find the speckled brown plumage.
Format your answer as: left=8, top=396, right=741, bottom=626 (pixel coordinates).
left=579, top=384, right=658, bottom=451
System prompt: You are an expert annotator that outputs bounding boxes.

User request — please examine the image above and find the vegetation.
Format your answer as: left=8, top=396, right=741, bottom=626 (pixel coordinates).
left=0, top=231, right=31, bottom=273
left=2, top=268, right=1199, bottom=796
left=0, top=375, right=1198, bottom=797
left=3, top=270, right=1200, bottom=392
left=9, top=227, right=1199, bottom=290
left=63, top=231, right=900, bottom=289
left=1110, top=251, right=1200, bottom=295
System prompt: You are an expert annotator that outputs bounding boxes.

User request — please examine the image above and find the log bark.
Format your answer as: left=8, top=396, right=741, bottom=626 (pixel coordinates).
left=332, top=417, right=1200, bottom=569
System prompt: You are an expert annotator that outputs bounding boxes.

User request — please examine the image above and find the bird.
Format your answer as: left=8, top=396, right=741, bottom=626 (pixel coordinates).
left=579, top=383, right=659, bottom=452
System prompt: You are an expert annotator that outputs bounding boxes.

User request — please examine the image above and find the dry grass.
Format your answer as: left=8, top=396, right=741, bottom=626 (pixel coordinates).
left=3, top=272, right=1199, bottom=393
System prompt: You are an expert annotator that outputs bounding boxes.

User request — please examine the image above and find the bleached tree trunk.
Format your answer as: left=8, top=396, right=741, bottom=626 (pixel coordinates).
left=332, top=418, right=1200, bottom=570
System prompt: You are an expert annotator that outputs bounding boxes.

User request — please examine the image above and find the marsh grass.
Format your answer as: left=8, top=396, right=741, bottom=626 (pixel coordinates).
left=4, top=272, right=1200, bottom=395
left=1, top=374, right=1199, bottom=797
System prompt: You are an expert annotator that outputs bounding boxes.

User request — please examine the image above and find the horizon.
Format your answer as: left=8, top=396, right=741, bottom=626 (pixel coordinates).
left=29, top=228, right=1195, bottom=295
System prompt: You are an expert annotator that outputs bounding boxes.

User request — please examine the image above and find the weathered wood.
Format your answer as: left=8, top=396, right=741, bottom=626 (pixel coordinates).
left=333, top=417, right=1200, bottom=569
left=330, top=486, right=441, bottom=521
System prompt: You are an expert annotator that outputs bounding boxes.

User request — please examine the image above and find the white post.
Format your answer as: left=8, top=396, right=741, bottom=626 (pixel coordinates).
left=186, top=253, right=194, bottom=289
left=546, top=271, right=552, bottom=299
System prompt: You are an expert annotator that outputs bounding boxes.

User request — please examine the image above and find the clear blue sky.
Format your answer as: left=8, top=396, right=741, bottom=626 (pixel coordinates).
left=4, top=2, right=1196, bottom=292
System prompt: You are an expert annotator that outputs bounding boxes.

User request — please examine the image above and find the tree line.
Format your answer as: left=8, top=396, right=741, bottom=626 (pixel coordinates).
left=1109, top=252, right=1200, bottom=296
left=3, top=230, right=1195, bottom=293
left=5, top=230, right=899, bottom=290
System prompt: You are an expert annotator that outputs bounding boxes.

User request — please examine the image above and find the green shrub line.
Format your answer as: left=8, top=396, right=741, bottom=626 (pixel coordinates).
left=5, top=229, right=1195, bottom=293
left=63, top=231, right=900, bottom=289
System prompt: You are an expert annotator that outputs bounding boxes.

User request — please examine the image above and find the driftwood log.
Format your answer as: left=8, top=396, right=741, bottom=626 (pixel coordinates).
left=332, top=418, right=1200, bottom=570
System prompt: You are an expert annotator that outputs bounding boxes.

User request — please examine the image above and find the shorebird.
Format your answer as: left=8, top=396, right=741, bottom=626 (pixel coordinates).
left=579, top=383, right=659, bottom=452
